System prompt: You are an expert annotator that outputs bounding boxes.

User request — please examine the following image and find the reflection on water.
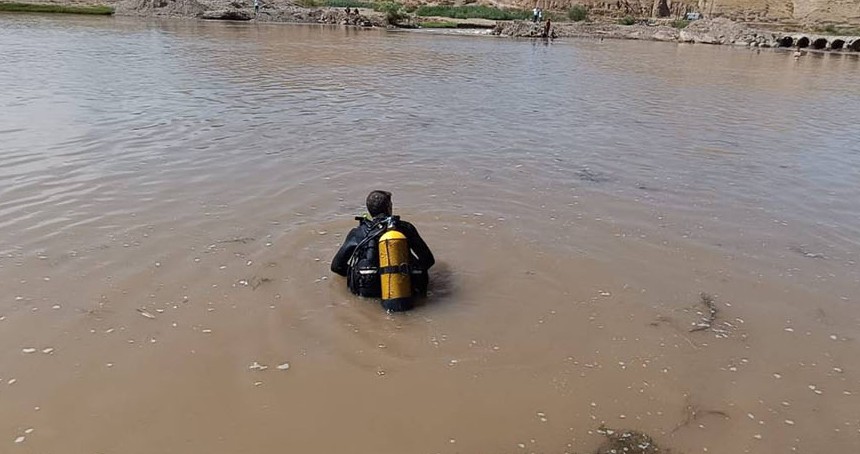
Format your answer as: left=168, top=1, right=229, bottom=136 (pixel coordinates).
left=0, top=13, right=859, bottom=454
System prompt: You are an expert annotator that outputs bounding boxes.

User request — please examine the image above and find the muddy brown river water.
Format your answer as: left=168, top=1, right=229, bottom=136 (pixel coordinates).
left=1, top=13, right=859, bottom=454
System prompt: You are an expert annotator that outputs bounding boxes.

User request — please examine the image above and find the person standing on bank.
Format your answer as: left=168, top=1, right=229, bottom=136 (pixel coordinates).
left=331, top=190, right=435, bottom=312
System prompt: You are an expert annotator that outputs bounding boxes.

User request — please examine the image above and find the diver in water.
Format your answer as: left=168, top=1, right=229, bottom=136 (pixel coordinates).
left=331, top=190, right=435, bottom=311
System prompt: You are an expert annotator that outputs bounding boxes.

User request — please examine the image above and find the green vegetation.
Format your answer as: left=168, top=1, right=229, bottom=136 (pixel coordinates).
left=817, top=24, right=860, bottom=35
left=568, top=5, right=587, bottom=22
left=414, top=5, right=530, bottom=21
left=0, top=2, right=113, bottom=14
left=618, top=15, right=636, bottom=25
left=670, top=19, right=690, bottom=29
left=374, top=1, right=406, bottom=24
left=420, top=20, right=457, bottom=28
left=323, top=0, right=373, bottom=7
left=820, top=24, right=839, bottom=34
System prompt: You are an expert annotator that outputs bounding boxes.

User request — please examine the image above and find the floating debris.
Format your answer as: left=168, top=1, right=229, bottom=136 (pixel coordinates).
left=137, top=309, right=156, bottom=319
left=248, top=361, right=268, bottom=371
left=690, top=293, right=718, bottom=332
left=596, top=426, right=660, bottom=454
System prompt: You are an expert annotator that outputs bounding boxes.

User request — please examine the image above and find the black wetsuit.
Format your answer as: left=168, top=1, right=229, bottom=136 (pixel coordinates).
left=331, top=215, right=435, bottom=297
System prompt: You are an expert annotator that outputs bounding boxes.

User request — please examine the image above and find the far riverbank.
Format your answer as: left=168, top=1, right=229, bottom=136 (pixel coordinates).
left=3, top=0, right=860, bottom=52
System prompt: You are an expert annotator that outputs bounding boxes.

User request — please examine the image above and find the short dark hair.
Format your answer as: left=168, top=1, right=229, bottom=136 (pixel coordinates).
left=366, top=190, right=392, bottom=217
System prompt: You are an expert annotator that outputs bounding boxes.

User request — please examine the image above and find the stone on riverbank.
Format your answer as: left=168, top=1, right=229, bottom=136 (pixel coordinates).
left=201, top=8, right=251, bottom=20
left=116, top=0, right=384, bottom=27
left=115, top=0, right=205, bottom=17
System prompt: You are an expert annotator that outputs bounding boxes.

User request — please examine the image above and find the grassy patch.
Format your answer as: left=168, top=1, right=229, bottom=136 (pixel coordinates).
left=297, top=0, right=374, bottom=9
left=373, top=1, right=406, bottom=24
left=671, top=19, right=689, bottom=29
left=819, top=24, right=839, bottom=34
left=0, top=2, right=113, bottom=14
left=817, top=24, right=860, bottom=35
left=568, top=5, right=587, bottom=22
left=320, top=0, right=373, bottom=8
left=618, top=15, right=636, bottom=26
left=420, top=20, right=457, bottom=28
left=414, top=5, right=529, bottom=21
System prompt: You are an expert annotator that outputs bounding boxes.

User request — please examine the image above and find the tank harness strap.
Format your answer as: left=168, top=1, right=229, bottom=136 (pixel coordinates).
left=346, top=218, right=387, bottom=266
left=379, top=264, right=411, bottom=275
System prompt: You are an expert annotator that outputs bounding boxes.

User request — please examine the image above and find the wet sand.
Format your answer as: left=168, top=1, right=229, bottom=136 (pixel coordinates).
left=1, top=14, right=859, bottom=453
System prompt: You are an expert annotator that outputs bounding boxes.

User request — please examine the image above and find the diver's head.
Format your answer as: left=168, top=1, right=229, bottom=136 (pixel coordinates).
left=366, top=190, right=392, bottom=217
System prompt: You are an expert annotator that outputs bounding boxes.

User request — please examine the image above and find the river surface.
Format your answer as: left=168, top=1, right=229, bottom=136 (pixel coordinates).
left=1, top=13, right=859, bottom=454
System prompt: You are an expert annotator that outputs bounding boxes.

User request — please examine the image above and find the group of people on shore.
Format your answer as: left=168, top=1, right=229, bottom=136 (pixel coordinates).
left=532, top=5, right=552, bottom=38
left=532, top=6, right=544, bottom=23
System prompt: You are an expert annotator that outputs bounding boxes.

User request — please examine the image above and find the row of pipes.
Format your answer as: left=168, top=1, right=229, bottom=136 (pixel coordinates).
left=777, top=35, right=860, bottom=51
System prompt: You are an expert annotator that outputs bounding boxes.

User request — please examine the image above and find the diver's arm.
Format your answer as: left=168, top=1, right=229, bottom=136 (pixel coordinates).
left=330, top=228, right=359, bottom=276
left=403, top=223, right=435, bottom=270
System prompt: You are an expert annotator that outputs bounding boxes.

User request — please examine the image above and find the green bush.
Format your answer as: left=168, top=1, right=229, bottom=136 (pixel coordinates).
left=568, top=5, right=587, bottom=22
left=414, top=5, right=530, bottom=21
left=618, top=16, right=636, bottom=25
left=0, top=2, right=113, bottom=14
left=320, top=0, right=373, bottom=7
left=670, top=19, right=689, bottom=29
left=818, top=24, right=842, bottom=34
left=374, top=1, right=406, bottom=24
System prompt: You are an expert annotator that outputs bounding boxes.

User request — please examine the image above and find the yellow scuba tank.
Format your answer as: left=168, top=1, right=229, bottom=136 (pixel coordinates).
left=378, top=226, right=412, bottom=311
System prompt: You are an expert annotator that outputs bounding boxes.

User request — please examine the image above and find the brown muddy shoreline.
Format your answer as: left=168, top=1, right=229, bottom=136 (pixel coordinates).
left=8, top=0, right=860, bottom=50
left=493, top=18, right=860, bottom=52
